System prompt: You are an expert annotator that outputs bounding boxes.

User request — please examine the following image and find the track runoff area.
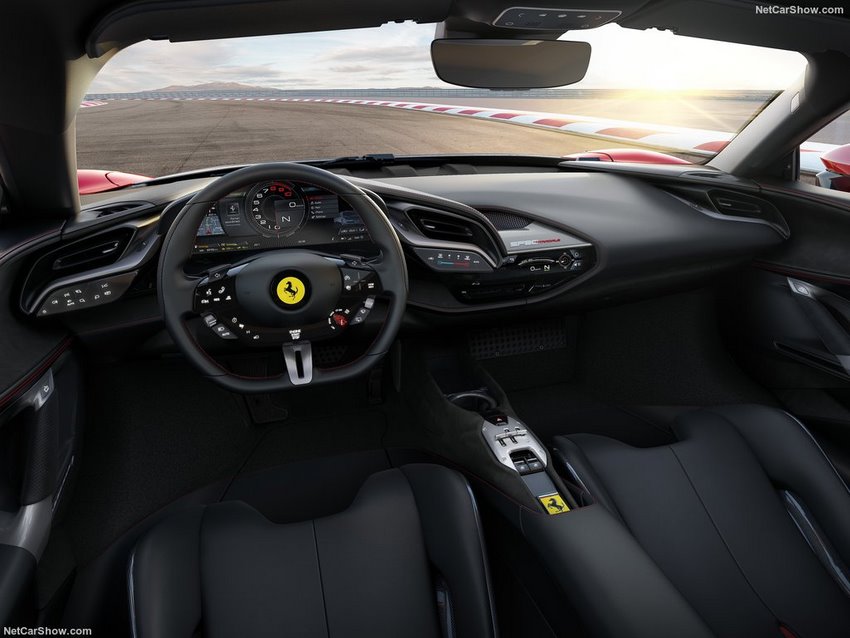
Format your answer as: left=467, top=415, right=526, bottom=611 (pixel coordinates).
left=76, top=97, right=834, bottom=177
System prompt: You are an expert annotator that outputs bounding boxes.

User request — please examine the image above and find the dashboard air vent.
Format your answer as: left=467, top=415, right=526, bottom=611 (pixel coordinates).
left=86, top=201, right=152, bottom=218
left=664, top=186, right=789, bottom=239
left=50, top=228, right=134, bottom=272
left=709, top=192, right=764, bottom=216
left=403, top=207, right=500, bottom=261
left=407, top=209, right=483, bottom=242
left=416, top=216, right=474, bottom=239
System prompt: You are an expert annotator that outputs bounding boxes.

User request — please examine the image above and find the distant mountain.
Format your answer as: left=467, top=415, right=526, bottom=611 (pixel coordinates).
left=151, top=82, right=272, bottom=92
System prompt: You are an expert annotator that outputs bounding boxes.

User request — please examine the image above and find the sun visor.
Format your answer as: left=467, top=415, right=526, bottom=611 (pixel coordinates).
left=87, top=0, right=453, bottom=57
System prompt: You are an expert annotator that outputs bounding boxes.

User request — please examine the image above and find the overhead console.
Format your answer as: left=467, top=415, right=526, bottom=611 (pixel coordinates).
left=386, top=200, right=596, bottom=308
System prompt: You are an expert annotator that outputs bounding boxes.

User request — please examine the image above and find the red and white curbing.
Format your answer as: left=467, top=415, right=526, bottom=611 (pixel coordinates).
left=89, top=97, right=836, bottom=172
left=80, top=100, right=107, bottom=108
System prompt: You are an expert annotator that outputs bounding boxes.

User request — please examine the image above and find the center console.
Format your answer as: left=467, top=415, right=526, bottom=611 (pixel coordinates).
left=395, top=340, right=716, bottom=638
left=445, top=390, right=576, bottom=515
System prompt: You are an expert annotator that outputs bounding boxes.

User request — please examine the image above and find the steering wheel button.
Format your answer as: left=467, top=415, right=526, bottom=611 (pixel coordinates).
left=213, top=324, right=237, bottom=339
left=351, top=306, right=370, bottom=325
left=203, top=314, right=217, bottom=327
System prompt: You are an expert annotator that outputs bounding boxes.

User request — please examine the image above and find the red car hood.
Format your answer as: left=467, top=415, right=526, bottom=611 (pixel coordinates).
left=78, top=169, right=149, bottom=195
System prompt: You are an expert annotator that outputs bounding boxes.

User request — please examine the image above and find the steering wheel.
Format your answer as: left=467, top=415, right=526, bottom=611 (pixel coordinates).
left=158, top=163, right=407, bottom=393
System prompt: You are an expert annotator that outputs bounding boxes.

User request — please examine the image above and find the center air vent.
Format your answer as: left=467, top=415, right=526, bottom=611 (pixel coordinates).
left=414, top=215, right=474, bottom=240
left=402, top=207, right=501, bottom=262
left=408, top=209, right=482, bottom=241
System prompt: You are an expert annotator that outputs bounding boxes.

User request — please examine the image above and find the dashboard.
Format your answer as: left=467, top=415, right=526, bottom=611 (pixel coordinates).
left=18, top=163, right=790, bottom=329
left=192, top=180, right=370, bottom=254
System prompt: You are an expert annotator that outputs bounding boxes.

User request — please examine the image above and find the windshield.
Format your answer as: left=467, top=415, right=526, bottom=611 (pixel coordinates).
left=79, top=22, right=806, bottom=179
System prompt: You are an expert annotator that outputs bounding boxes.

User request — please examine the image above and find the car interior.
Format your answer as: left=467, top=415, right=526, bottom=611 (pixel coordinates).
left=3, top=1, right=850, bottom=637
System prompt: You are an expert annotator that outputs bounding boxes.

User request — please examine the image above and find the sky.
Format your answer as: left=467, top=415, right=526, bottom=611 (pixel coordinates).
left=88, top=22, right=807, bottom=93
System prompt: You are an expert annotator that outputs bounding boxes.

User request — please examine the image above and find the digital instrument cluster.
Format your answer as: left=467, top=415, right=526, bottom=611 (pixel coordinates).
left=192, top=180, right=369, bottom=254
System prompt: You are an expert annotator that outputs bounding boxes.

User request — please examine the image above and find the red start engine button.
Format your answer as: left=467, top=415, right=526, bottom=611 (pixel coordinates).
left=332, top=312, right=348, bottom=328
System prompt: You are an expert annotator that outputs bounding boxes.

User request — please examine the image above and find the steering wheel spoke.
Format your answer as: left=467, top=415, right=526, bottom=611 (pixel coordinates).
left=282, top=341, right=314, bottom=385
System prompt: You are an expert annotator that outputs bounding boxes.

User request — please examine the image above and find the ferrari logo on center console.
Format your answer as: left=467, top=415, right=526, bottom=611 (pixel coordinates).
left=539, top=493, right=570, bottom=515
left=276, top=276, right=306, bottom=305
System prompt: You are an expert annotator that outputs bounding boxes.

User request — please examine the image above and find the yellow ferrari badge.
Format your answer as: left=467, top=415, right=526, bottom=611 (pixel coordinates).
left=276, top=276, right=306, bottom=305
left=539, top=493, right=570, bottom=515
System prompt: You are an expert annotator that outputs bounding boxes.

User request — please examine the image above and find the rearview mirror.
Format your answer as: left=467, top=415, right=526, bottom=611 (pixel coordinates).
left=431, top=39, right=591, bottom=89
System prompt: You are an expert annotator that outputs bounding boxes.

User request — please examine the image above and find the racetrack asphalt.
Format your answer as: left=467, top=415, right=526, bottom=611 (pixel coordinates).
left=75, top=100, right=661, bottom=176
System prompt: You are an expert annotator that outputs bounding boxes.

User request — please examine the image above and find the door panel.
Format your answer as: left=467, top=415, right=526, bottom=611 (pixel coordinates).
left=0, top=229, right=81, bottom=626
left=0, top=352, right=82, bottom=625
left=724, top=182, right=850, bottom=480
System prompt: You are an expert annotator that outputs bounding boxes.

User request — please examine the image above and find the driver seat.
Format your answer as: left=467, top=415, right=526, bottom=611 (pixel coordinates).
left=127, top=464, right=497, bottom=638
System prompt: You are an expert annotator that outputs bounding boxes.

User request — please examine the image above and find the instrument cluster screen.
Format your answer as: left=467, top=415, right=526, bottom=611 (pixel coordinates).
left=192, top=180, right=370, bottom=254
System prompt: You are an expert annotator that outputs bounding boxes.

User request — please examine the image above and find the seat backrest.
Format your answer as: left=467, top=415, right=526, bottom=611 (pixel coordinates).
left=128, top=464, right=497, bottom=638
left=554, top=406, right=850, bottom=638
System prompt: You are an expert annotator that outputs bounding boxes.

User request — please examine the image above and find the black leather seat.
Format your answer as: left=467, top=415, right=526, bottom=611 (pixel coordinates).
left=127, top=464, right=497, bottom=638
left=555, top=404, right=850, bottom=638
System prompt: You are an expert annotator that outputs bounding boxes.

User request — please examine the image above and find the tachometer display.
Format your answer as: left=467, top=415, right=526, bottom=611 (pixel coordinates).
left=246, top=181, right=307, bottom=236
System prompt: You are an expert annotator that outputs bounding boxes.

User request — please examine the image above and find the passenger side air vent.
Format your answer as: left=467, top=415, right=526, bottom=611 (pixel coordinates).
left=707, top=189, right=789, bottom=237
left=86, top=201, right=152, bottom=218
left=709, top=192, right=764, bottom=216
left=664, top=186, right=789, bottom=239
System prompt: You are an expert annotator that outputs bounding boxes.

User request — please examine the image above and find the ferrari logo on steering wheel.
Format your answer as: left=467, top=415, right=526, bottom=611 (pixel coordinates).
left=276, top=276, right=306, bottom=305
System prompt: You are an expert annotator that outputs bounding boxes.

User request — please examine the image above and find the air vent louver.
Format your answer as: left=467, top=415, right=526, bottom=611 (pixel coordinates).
left=408, top=209, right=481, bottom=243
left=417, top=216, right=474, bottom=239
left=404, top=207, right=500, bottom=261
left=709, top=193, right=763, bottom=216
left=86, top=201, right=152, bottom=218
left=50, top=228, right=133, bottom=272
left=665, top=187, right=789, bottom=239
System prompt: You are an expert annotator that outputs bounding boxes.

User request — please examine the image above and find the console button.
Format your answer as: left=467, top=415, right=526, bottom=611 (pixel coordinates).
left=37, top=272, right=136, bottom=316
left=413, top=248, right=492, bottom=273
left=518, top=258, right=555, bottom=270
left=527, top=459, right=544, bottom=472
